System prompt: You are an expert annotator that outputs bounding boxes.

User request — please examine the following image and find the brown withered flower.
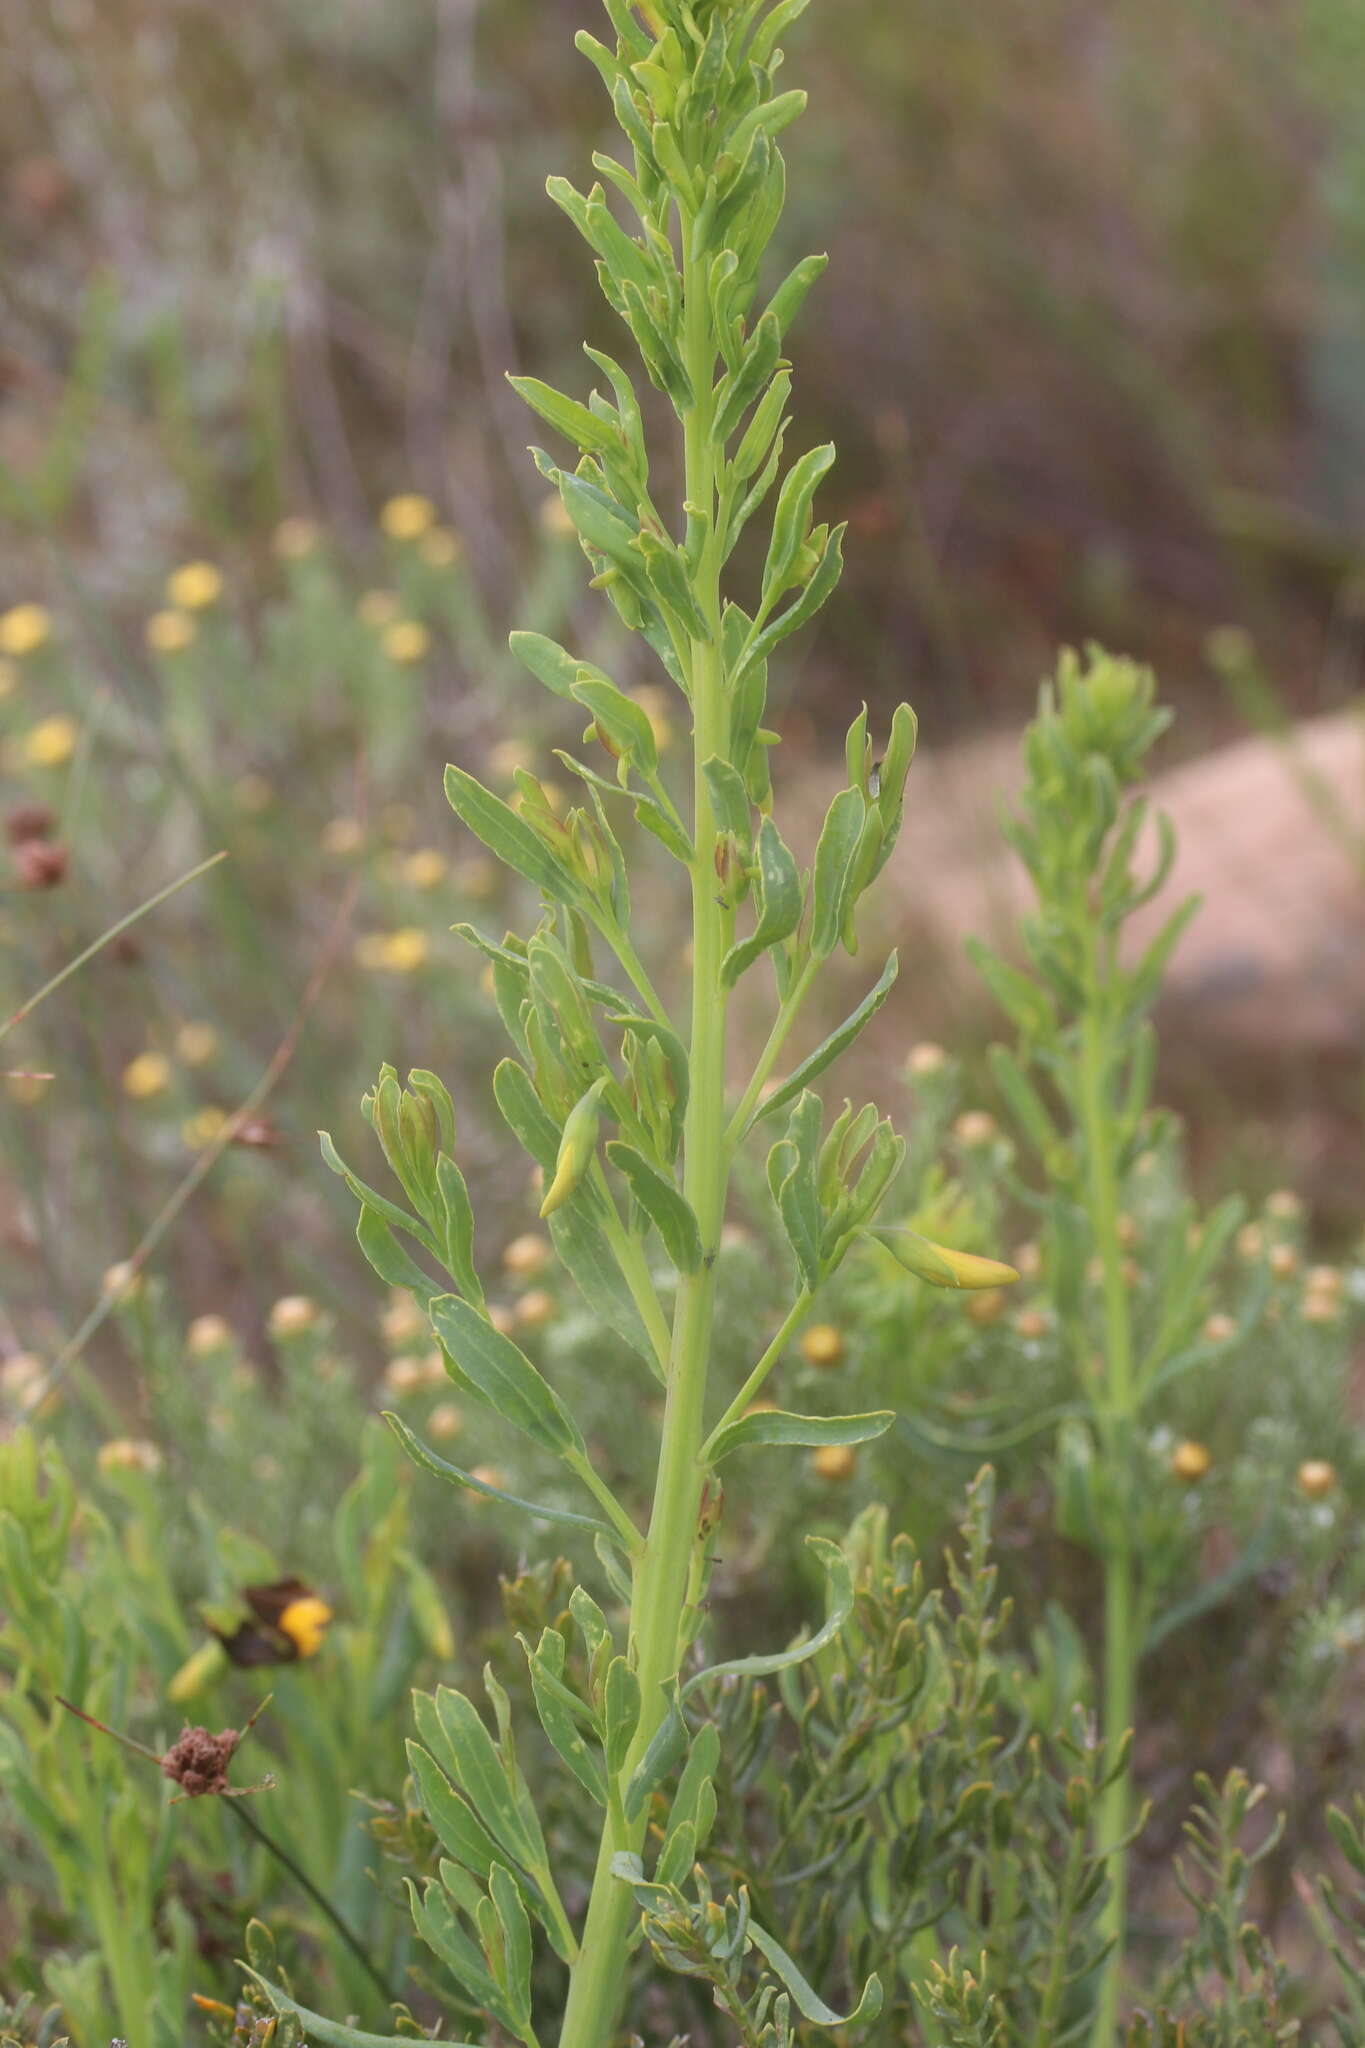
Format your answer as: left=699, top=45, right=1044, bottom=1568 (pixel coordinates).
left=14, top=839, right=67, bottom=890
left=6, top=801, right=55, bottom=844
left=161, top=1723, right=241, bottom=1797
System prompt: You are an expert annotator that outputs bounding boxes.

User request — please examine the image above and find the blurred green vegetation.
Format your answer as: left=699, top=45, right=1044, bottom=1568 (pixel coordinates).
left=3, top=0, right=1365, bottom=732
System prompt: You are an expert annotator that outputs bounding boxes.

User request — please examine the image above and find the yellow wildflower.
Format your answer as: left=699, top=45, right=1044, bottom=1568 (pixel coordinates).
left=380, top=493, right=437, bottom=541
left=22, top=715, right=78, bottom=768
left=122, top=1051, right=172, bottom=1100
left=420, top=525, right=462, bottom=567
left=166, top=561, right=223, bottom=610
left=381, top=619, right=431, bottom=664
left=402, top=848, right=446, bottom=889
left=174, top=1021, right=218, bottom=1066
left=0, top=604, right=52, bottom=657
left=356, top=927, right=430, bottom=973
left=273, top=516, right=320, bottom=560
left=801, top=1323, right=844, bottom=1369
left=145, top=609, right=197, bottom=654
left=269, top=1295, right=319, bottom=1337
left=1171, top=1440, right=1211, bottom=1483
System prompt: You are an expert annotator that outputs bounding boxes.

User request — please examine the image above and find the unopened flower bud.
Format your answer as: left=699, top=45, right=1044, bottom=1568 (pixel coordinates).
left=540, top=1079, right=607, bottom=1218
left=871, top=1227, right=1020, bottom=1292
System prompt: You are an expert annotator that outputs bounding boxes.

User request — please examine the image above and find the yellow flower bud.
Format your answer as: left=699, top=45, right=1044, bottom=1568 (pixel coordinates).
left=873, top=1227, right=1020, bottom=1292
left=906, top=1041, right=947, bottom=1077
left=540, top=1079, right=607, bottom=1218
left=174, top=1021, right=218, bottom=1066
left=420, top=525, right=463, bottom=567
left=503, top=1232, right=550, bottom=1279
left=1202, top=1312, right=1236, bottom=1344
left=1171, top=1440, right=1211, bottom=1483
left=322, top=814, right=366, bottom=856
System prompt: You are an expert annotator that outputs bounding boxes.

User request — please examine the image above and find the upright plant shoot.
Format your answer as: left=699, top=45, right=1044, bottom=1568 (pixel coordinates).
left=319, top=4, right=1014, bottom=2042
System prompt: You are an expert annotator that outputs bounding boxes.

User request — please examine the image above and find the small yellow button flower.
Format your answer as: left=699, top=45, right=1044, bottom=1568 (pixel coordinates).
left=356, top=927, right=430, bottom=973
left=145, top=609, right=197, bottom=654
left=402, top=848, right=446, bottom=889
left=187, top=1313, right=233, bottom=1355
left=381, top=493, right=437, bottom=541
left=1171, top=1440, right=1212, bottom=1483
left=812, top=1444, right=857, bottom=1482
left=381, top=1290, right=426, bottom=1346
left=381, top=619, right=431, bottom=664
left=97, top=1437, right=163, bottom=1475
left=503, top=1232, right=550, bottom=1279
left=801, top=1323, right=844, bottom=1369
left=166, top=561, right=223, bottom=610
left=0, top=604, right=52, bottom=657
left=273, top=515, right=321, bottom=560
left=123, top=1050, right=172, bottom=1100
left=182, top=1106, right=227, bottom=1149
left=1298, top=1459, right=1336, bottom=1500
left=102, top=1260, right=142, bottom=1300
left=357, top=589, right=399, bottom=627
left=174, top=1021, right=218, bottom=1066
left=22, top=715, right=78, bottom=768
left=321, top=815, right=366, bottom=856
left=428, top=1400, right=464, bottom=1441
left=269, top=1295, right=320, bottom=1337
left=420, top=525, right=462, bottom=567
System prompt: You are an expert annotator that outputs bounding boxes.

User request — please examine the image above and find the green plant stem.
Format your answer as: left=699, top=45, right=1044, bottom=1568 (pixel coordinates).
left=557, top=217, right=728, bottom=2048
left=1080, top=961, right=1138, bottom=2048
left=723, top=956, right=818, bottom=1151
left=701, top=1288, right=814, bottom=1458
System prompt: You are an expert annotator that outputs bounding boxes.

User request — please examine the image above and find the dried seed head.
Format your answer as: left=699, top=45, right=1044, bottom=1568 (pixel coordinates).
left=161, top=1723, right=239, bottom=1797
left=15, top=839, right=67, bottom=888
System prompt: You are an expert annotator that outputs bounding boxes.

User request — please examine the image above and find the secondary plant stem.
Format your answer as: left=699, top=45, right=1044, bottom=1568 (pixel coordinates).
left=1081, top=950, right=1138, bottom=2047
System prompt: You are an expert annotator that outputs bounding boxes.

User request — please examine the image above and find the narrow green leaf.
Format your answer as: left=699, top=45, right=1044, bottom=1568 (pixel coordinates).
left=752, top=952, right=898, bottom=1127
left=243, top=1974, right=481, bottom=2048
left=320, top=1131, right=439, bottom=1258
left=507, top=375, right=616, bottom=455
left=356, top=1205, right=440, bottom=1309
left=682, top=1535, right=853, bottom=1695
left=431, top=1686, right=548, bottom=1877
left=709, top=1406, right=893, bottom=1464
left=408, top=1741, right=503, bottom=1878
left=605, top=1142, right=703, bottom=1272
left=429, top=1292, right=583, bottom=1459
left=747, top=1920, right=883, bottom=2028
left=445, top=764, right=582, bottom=907
left=508, top=630, right=581, bottom=700
left=383, top=1413, right=616, bottom=1541
left=603, top=1657, right=642, bottom=1776
left=528, top=1636, right=609, bottom=1806
left=809, top=785, right=866, bottom=959
left=767, top=1091, right=824, bottom=1290
left=722, top=815, right=802, bottom=986
left=624, top=1687, right=686, bottom=1820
